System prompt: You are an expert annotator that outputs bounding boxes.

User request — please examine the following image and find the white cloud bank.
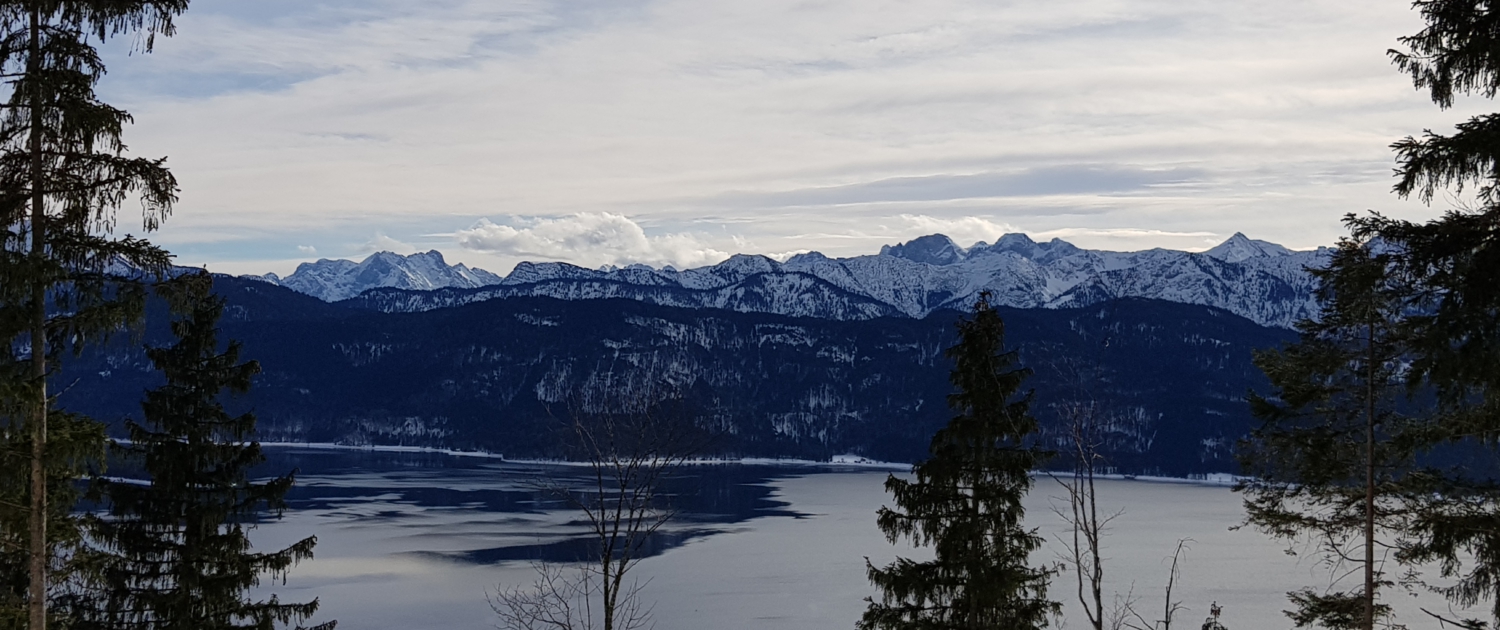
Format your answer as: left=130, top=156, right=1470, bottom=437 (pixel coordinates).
left=896, top=215, right=1019, bottom=247
left=455, top=213, right=729, bottom=270
left=123, top=0, right=1474, bottom=271
left=360, top=234, right=418, bottom=255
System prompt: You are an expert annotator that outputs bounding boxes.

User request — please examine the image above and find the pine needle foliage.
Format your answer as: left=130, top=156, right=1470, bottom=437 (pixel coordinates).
left=0, top=3, right=186, bottom=628
left=1237, top=235, right=1414, bottom=630
left=1389, top=0, right=1500, bottom=202
left=80, top=280, right=331, bottom=630
left=1336, top=1, right=1500, bottom=624
left=0, top=405, right=103, bottom=630
left=860, top=292, right=1057, bottom=630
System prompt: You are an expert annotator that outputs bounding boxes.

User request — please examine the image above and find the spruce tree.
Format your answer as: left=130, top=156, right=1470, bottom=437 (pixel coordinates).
left=0, top=404, right=104, bottom=630
left=1336, top=1, right=1500, bottom=623
left=860, top=292, right=1056, bottom=630
left=1375, top=2, right=1500, bottom=405
left=1238, top=236, right=1412, bottom=630
left=0, top=3, right=186, bottom=628
left=82, top=279, right=331, bottom=630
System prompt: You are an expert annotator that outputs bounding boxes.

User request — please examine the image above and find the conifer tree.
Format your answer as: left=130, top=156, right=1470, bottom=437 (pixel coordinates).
left=1238, top=236, right=1413, bottom=630
left=1336, top=1, right=1500, bottom=624
left=82, top=278, right=331, bottom=630
left=0, top=403, right=104, bottom=629
left=860, top=292, right=1056, bottom=630
left=1372, top=3, right=1500, bottom=408
left=0, top=3, right=186, bottom=628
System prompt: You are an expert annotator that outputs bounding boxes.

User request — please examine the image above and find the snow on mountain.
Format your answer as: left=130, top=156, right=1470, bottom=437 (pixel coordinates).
left=248, top=234, right=1329, bottom=328
left=774, top=234, right=1325, bottom=327
left=879, top=234, right=967, bottom=265
left=351, top=272, right=905, bottom=321
left=1202, top=232, right=1294, bottom=263
left=256, top=250, right=503, bottom=302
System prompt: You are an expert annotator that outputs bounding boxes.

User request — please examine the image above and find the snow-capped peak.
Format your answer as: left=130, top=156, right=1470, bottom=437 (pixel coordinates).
left=1203, top=232, right=1293, bottom=263
left=880, top=234, right=966, bottom=265
left=249, top=232, right=1327, bottom=329
left=257, top=250, right=503, bottom=301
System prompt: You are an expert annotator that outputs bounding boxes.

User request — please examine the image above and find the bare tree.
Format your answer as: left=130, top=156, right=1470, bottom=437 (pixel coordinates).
left=1050, top=399, right=1125, bottom=630
left=1045, top=347, right=1210, bottom=630
left=490, top=562, right=648, bottom=630
left=1049, top=404, right=1204, bottom=630
left=1122, top=539, right=1192, bottom=630
left=1107, top=587, right=1143, bottom=630
left=493, top=394, right=704, bottom=630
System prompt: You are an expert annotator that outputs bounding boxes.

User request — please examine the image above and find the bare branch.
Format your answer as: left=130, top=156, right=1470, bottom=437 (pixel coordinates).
left=500, top=385, right=706, bottom=630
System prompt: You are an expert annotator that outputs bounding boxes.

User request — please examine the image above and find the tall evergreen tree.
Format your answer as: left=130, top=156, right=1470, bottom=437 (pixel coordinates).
left=1376, top=1, right=1500, bottom=413
left=0, top=404, right=104, bottom=630
left=0, top=3, right=186, bottom=628
left=860, top=293, right=1056, bottom=630
left=82, top=278, right=331, bottom=630
left=1337, top=1, right=1500, bottom=624
left=1238, top=235, right=1413, bottom=630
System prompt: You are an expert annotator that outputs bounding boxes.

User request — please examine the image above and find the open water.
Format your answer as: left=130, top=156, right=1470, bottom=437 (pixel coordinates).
left=242, top=447, right=1481, bottom=630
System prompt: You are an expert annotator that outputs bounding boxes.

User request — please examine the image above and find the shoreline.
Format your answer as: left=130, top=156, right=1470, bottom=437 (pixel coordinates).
left=257, top=442, right=1242, bottom=486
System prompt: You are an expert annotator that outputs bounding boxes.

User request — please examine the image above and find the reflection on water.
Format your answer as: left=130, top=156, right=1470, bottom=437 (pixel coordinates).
left=259, top=448, right=807, bottom=566
left=401, top=527, right=719, bottom=565
left=240, top=448, right=1486, bottom=630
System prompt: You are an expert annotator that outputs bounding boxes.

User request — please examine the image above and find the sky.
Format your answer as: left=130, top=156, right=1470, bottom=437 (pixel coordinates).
left=92, top=0, right=1492, bottom=276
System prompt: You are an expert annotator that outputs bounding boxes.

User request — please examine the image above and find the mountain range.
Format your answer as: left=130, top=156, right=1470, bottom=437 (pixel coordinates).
left=247, top=233, right=1327, bottom=329
left=61, top=276, right=1291, bottom=474
left=251, top=250, right=502, bottom=301
left=45, top=232, right=1337, bottom=471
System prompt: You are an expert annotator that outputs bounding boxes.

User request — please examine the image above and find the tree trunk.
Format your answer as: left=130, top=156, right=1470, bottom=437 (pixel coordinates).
left=26, top=5, right=48, bottom=629
left=1368, top=319, right=1374, bottom=630
left=1087, top=464, right=1103, bottom=630
left=1364, top=321, right=1376, bottom=630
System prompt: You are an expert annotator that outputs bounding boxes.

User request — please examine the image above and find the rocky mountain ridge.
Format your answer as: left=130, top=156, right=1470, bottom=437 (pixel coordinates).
left=249, top=233, right=1328, bottom=328
left=252, top=250, right=501, bottom=301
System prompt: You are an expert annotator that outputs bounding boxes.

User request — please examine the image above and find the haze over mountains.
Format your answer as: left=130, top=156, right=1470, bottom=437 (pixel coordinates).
left=249, top=233, right=1328, bottom=329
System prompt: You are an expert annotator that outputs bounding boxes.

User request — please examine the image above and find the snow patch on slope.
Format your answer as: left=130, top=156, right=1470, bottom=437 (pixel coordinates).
left=247, top=234, right=1327, bottom=329
left=256, top=250, right=503, bottom=301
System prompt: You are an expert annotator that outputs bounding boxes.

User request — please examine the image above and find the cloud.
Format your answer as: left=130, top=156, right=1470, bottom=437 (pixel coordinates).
left=711, top=166, right=1204, bottom=209
left=1026, top=227, right=1229, bottom=252
left=1032, top=227, right=1220, bottom=240
left=884, top=217, right=1230, bottom=252
left=129, top=0, right=1464, bottom=272
left=455, top=213, right=729, bottom=269
left=764, top=249, right=812, bottom=262
left=361, top=234, right=417, bottom=255
left=297, top=244, right=318, bottom=255
left=896, top=215, right=1020, bottom=247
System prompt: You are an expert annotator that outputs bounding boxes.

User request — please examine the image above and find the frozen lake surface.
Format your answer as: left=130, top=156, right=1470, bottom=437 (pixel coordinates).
left=247, top=447, right=1478, bottom=630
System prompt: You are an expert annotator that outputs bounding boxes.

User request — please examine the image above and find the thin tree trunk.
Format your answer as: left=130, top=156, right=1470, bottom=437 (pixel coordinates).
left=1086, top=462, right=1103, bottom=630
left=26, top=5, right=48, bottom=629
left=1364, top=321, right=1376, bottom=630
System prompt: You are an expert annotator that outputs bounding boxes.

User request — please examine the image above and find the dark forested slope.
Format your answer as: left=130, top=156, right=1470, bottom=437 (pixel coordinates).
left=59, top=277, right=1291, bottom=475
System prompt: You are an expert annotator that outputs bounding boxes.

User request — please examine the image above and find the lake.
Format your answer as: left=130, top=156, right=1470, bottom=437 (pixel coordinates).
left=245, top=447, right=1480, bottom=630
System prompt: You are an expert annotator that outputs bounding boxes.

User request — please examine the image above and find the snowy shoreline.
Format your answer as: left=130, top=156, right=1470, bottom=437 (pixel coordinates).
left=256, top=442, right=911, bottom=470
left=257, top=442, right=1242, bottom=485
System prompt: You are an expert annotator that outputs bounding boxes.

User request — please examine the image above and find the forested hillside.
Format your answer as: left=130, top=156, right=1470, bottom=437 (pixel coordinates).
left=60, top=277, right=1290, bottom=474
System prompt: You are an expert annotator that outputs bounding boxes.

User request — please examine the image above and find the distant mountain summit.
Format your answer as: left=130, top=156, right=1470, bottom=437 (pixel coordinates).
left=248, top=233, right=1329, bottom=328
left=253, top=250, right=502, bottom=301
left=880, top=234, right=967, bottom=265
left=1202, top=232, right=1294, bottom=263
